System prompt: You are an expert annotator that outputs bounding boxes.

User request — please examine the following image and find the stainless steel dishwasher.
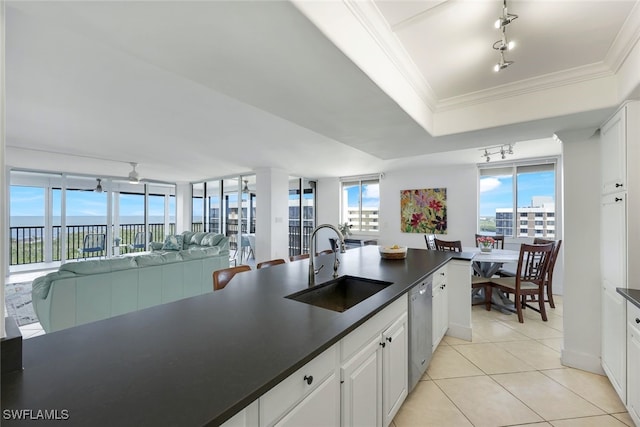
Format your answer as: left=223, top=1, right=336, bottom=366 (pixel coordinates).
left=408, top=277, right=433, bottom=392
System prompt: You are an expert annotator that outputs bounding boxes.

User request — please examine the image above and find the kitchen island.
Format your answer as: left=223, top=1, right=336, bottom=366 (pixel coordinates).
left=1, top=246, right=467, bottom=426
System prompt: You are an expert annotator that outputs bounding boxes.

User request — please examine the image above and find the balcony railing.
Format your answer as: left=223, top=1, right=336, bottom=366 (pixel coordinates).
left=10, top=223, right=176, bottom=266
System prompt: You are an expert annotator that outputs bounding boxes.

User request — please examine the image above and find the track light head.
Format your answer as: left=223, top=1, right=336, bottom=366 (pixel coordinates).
left=94, top=178, right=103, bottom=193
left=128, top=162, right=140, bottom=184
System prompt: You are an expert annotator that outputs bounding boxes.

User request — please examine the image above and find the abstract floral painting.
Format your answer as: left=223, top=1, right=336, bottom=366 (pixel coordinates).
left=400, top=188, right=447, bottom=234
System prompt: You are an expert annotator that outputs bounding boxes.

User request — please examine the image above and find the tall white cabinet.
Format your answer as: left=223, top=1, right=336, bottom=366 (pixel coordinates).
left=600, top=101, right=640, bottom=406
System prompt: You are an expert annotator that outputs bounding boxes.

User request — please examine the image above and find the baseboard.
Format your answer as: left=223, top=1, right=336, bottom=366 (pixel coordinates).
left=561, top=348, right=605, bottom=375
left=445, top=323, right=472, bottom=342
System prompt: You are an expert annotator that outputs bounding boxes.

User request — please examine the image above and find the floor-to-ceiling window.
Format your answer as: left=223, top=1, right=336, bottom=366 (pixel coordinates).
left=288, top=177, right=316, bottom=257
left=8, top=169, right=177, bottom=269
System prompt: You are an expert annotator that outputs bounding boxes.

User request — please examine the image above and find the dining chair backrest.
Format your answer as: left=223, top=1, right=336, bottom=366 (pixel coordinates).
left=434, top=238, right=462, bottom=252
left=289, top=253, right=310, bottom=262
left=533, top=238, right=562, bottom=279
left=424, top=234, right=437, bottom=250
left=474, top=234, right=504, bottom=249
left=316, top=249, right=335, bottom=256
left=515, top=243, right=554, bottom=287
left=256, top=259, right=286, bottom=269
left=213, top=265, right=251, bottom=291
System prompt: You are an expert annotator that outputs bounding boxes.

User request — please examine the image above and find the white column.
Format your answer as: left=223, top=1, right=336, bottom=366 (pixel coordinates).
left=557, top=128, right=603, bottom=374
left=1, top=0, right=7, bottom=337
left=175, top=182, right=192, bottom=234
left=255, top=168, right=289, bottom=262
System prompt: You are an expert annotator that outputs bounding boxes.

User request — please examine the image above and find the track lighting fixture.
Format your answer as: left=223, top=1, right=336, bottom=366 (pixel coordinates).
left=242, top=180, right=250, bottom=194
left=94, top=178, right=103, bottom=193
left=480, top=144, right=515, bottom=162
left=128, top=162, right=140, bottom=184
left=494, top=0, right=518, bottom=29
left=493, top=0, right=517, bottom=72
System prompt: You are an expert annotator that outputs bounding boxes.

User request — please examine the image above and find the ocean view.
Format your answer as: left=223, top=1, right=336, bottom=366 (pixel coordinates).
left=10, top=216, right=174, bottom=227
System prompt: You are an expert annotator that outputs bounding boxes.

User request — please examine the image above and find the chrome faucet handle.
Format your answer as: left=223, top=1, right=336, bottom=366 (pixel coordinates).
left=314, top=264, right=324, bottom=275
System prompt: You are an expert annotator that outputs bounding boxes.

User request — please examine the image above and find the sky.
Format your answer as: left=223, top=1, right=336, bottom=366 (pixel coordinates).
left=479, top=171, right=555, bottom=217
left=10, top=186, right=173, bottom=218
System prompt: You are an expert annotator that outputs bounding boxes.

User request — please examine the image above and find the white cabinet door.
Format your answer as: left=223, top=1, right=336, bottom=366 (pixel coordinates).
left=432, top=280, right=448, bottom=351
left=601, top=106, right=626, bottom=195
left=601, top=194, right=626, bottom=289
left=628, top=304, right=640, bottom=426
left=382, top=313, right=408, bottom=427
left=341, top=336, right=382, bottom=427
left=221, top=400, right=259, bottom=427
left=602, top=286, right=626, bottom=402
left=275, top=373, right=340, bottom=427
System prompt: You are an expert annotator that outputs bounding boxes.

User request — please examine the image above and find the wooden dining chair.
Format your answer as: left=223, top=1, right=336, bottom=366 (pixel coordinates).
left=474, top=234, right=504, bottom=249
left=471, top=275, right=493, bottom=310
left=316, top=249, right=335, bottom=256
left=289, top=253, right=310, bottom=262
left=533, top=238, right=562, bottom=308
left=434, top=238, right=462, bottom=252
left=487, top=243, right=554, bottom=323
left=424, top=234, right=437, bottom=250
left=213, top=265, right=251, bottom=291
left=256, top=258, right=286, bottom=269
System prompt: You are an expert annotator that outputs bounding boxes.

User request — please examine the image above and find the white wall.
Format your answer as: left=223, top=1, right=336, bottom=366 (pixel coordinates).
left=559, top=130, right=603, bottom=374
left=379, top=165, right=478, bottom=249
left=175, top=183, right=192, bottom=234
left=255, top=168, right=289, bottom=262
left=1, top=1, right=6, bottom=337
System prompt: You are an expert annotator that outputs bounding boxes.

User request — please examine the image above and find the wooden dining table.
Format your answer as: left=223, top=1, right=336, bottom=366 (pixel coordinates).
left=465, top=246, right=521, bottom=312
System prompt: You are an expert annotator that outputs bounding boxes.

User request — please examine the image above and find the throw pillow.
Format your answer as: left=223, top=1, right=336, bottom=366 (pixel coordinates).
left=162, top=234, right=184, bottom=251
left=201, top=233, right=224, bottom=247
left=190, top=232, right=207, bottom=245
left=181, top=231, right=197, bottom=245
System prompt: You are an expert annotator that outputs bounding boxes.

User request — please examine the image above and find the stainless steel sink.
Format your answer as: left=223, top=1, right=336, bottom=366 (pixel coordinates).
left=285, top=275, right=393, bottom=312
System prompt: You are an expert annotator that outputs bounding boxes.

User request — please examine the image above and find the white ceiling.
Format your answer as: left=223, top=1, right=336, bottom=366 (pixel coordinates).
left=5, top=1, right=639, bottom=183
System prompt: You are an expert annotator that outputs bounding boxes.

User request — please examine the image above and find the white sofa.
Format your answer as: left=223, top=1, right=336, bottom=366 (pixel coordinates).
left=32, top=233, right=229, bottom=333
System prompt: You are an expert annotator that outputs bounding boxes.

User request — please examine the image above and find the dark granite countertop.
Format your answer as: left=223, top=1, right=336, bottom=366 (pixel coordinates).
left=617, top=287, right=640, bottom=310
left=1, top=246, right=453, bottom=426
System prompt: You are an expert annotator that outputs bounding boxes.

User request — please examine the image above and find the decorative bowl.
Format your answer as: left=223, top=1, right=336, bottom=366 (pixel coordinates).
left=379, top=245, right=408, bottom=259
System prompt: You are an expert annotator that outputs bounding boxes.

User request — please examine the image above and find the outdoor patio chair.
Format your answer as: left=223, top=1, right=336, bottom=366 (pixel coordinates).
left=79, top=233, right=106, bottom=259
left=129, top=231, right=152, bottom=252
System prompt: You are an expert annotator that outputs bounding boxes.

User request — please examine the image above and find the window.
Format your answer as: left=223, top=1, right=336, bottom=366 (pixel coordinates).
left=341, top=177, right=379, bottom=233
left=479, top=161, right=556, bottom=238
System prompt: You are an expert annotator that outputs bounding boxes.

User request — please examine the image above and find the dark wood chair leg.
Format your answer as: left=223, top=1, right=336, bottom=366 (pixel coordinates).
left=539, top=289, right=548, bottom=321
left=547, top=281, right=555, bottom=308
left=516, top=292, right=524, bottom=323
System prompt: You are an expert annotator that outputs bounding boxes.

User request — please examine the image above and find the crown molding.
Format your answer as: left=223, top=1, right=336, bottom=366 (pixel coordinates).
left=604, top=0, right=640, bottom=73
left=435, top=62, right=614, bottom=112
left=344, top=0, right=438, bottom=110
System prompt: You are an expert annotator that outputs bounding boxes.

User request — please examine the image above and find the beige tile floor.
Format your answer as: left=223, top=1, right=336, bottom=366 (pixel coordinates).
left=393, top=296, right=636, bottom=427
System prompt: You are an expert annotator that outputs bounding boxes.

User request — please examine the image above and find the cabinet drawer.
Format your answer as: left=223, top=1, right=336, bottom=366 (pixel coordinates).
left=628, top=302, right=640, bottom=334
left=260, top=344, right=337, bottom=426
left=433, top=266, right=446, bottom=288
left=341, top=295, right=408, bottom=363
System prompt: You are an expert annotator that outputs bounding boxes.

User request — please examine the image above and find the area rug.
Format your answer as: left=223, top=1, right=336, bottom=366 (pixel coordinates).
left=4, top=281, right=38, bottom=326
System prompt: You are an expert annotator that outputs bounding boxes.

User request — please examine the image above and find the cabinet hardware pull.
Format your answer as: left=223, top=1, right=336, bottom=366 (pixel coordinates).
left=303, top=375, right=313, bottom=385
left=386, top=337, right=392, bottom=343
left=380, top=342, right=386, bottom=348
left=616, top=183, right=623, bottom=188
left=636, top=318, right=640, bottom=324
left=615, top=197, right=623, bottom=202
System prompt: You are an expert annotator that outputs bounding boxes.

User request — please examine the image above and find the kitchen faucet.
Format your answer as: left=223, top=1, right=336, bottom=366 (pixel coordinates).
left=308, top=224, right=346, bottom=287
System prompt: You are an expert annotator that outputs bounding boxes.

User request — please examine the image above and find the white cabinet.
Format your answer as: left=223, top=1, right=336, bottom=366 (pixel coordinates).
left=627, top=302, right=640, bottom=427
left=275, top=373, right=340, bottom=427
left=602, top=285, right=626, bottom=401
left=600, top=102, right=640, bottom=405
left=341, top=296, right=408, bottom=427
left=600, top=106, right=626, bottom=195
left=260, top=344, right=339, bottom=427
left=432, top=266, right=448, bottom=351
left=221, top=400, right=259, bottom=427
left=382, top=313, right=408, bottom=427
